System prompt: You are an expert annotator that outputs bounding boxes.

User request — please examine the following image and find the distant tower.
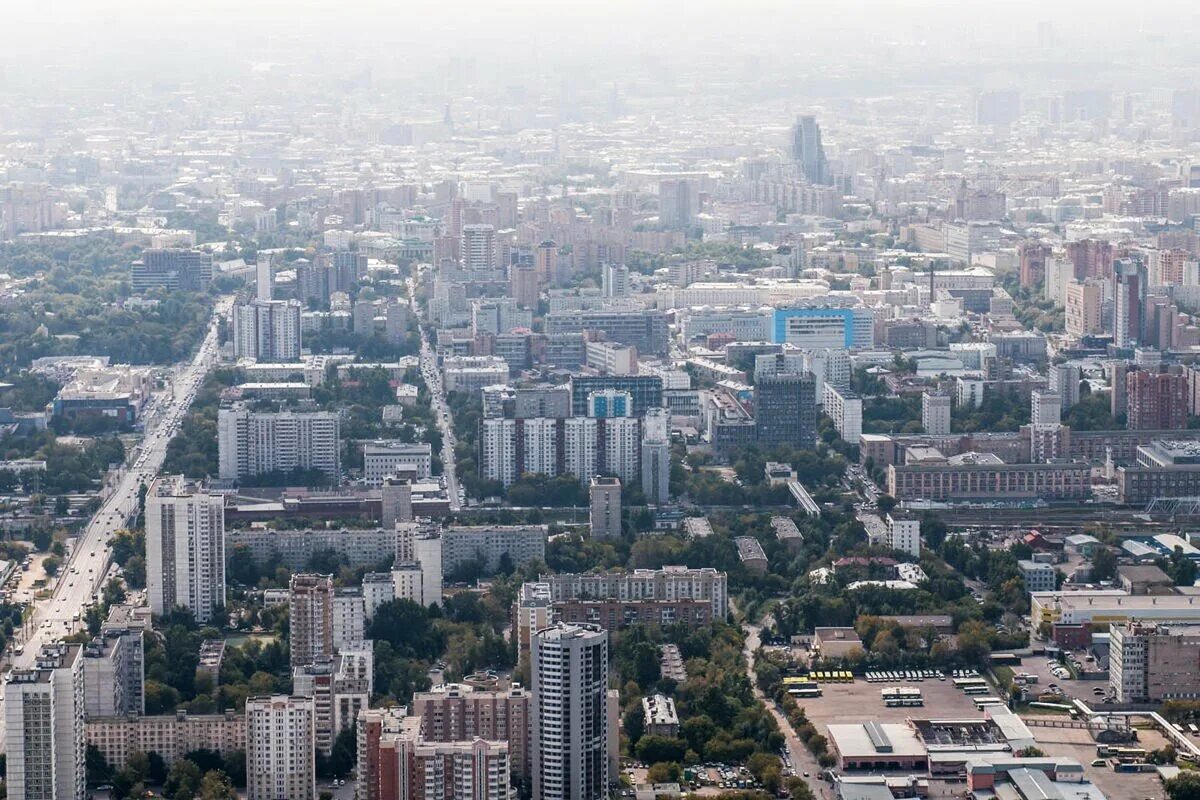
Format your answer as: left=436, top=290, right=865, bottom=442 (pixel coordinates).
left=256, top=252, right=273, bottom=302
left=790, top=115, right=829, bottom=185
left=589, top=476, right=622, bottom=539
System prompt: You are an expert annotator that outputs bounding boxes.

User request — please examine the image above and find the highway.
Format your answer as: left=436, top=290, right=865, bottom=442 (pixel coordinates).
left=407, top=274, right=462, bottom=511
left=8, top=295, right=231, bottom=673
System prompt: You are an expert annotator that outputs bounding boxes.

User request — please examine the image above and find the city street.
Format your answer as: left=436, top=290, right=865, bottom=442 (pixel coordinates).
left=5, top=296, right=231, bottom=678
left=408, top=274, right=461, bottom=511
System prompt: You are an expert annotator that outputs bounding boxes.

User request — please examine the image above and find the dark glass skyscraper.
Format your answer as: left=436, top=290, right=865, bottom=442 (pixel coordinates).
left=791, top=115, right=829, bottom=185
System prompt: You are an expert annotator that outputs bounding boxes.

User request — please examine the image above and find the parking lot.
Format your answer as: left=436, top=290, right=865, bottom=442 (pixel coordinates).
left=797, top=674, right=1000, bottom=733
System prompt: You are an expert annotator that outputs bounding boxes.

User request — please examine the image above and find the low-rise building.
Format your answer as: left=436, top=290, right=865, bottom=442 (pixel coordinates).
left=642, top=694, right=680, bottom=738
left=735, top=536, right=768, bottom=573
left=1018, top=560, right=1057, bottom=594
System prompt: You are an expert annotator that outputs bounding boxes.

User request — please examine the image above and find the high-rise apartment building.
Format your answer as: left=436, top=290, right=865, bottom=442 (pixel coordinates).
left=411, top=683, right=532, bottom=779
left=246, top=695, right=317, bottom=800
left=921, top=391, right=952, bottom=435
left=256, top=253, right=274, bottom=302
left=754, top=372, right=817, bottom=450
left=217, top=404, right=340, bottom=481
left=886, top=515, right=921, bottom=558
left=1018, top=241, right=1051, bottom=288
left=640, top=408, right=671, bottom=506
left=4, top=643, right=86, bottom=800
left=589, top=477, right=622, bottom=539
left=461, top=224, right=497, bottom=271
left=1031, top=390, right=1062, bottom=426
left=395, top=523, right=443, bottom=607
left=532, top=623, right=609, bottom=800
left=1048, top=364, right=1082, bottom=410
left=601, top=263, right=630, bottom=298
left=1067, top=238, right=1114, bottom=281
left=146, top=475, right=225, bottom=623
left=1064, top=280, right=1103, bottom=337
left=658, top=179, right=699, bottom=229
left=290, top=574, right=334, bottom=669
left=508, top=263, right=540, bottom=308
left=1127, top=370, right=1188, bottom=431
left=480, top=416, right=641, bottom=488
left=232, top=299, right=303, bottom=361
left=791, top=115, right=830, bottom=185
left=1114, top=259, right=1144, bottom=348
left=82, top=628, right=143, bottom=719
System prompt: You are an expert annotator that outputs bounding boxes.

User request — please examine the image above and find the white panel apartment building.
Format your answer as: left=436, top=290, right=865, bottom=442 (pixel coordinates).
left=440, top=525, right=547, bottom=574
left=246, top=695, right=317, bottom=800
left=362, top=441, right=433, bottom=484
left=218, top=404, right=340, bottom=481
left=542, top=566, right=729, bottom=619
left=232, top=299, right=303, bottom=362
left=480, top=416, right=640, bottom=488
left=822, top=384, right=862, bottom=444
left=4, top=643, right=86, bottom=800
left=146, top=475, right=225, bottom=623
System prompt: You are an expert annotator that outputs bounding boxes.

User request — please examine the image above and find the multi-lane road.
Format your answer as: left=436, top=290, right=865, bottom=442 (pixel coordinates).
left=9, top=296, right=230, bottom=673
left=408, top=273, right=462, bottom=512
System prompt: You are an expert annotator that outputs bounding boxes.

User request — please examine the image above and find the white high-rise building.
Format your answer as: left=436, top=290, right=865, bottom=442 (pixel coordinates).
left=232, top=299, right=303, bottom=362
left=246, top=695, right=317, bottom=800
left=1031, top=390, right=1062, bottom=426
left=602, top=263, right=631, bottom=298
left=921, top=391, right=952, bottom=435
left=822, top=384, right=862, bottom=443
left=332, top=589, right=366, bottom=651
left=532, top=623, right=609, bottom=800
left=887, top=514, right=921, bottom=558
left=640, top=408, right=670, bottom=506
left=256, top=253, right=274, bottom=302
left=461, top=224, right=497, bottom=271
left=395, top=523, right=443, bottom=607
left=146, top=475, right=225, bottom=623
left=5, top=643, right=86, bottom=800
left=1048, top=364, right=1082, bottom=410
left=480, top=416, right=641, bottom=489
left=217, top=404, right=340, bottom=482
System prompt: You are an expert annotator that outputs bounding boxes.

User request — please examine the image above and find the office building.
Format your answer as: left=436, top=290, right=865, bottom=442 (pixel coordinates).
left=791, top=115, right=829, bottom=185
left=545, top=309, right=669, bottom=355
left=363, top=441, right=433, bottom=484
left=532, top=623, right=609, bottom=800
left=1110, top=622, right=1200, bottom=703
left=587, top=389, right=633, bottom=418
left=1114, top=258, right=1143, bottom=348
left=772, top=307, right=873, bottom=349
left=640, top=408, right=670, bottom=506
left=1127, top=371, right=1187, bottom=431
left=887, top=454, right=1089, bottom=501
left=290, top=574, right=334, bottom=669
left=755, top=372, right=817, bottom=449
left=1064, top=280, right=1103, bottom=337
left=886, top=515, right=921, bottom=558
left=442, top=356, right=509, bottom=393
left=922, top=391, right=951, bottom=436
left=246, top=696, right=317, bottom=800
left=232, top=299, right=303, bottom=362
left=130, top=248, right=213, bottom=293
left=584, top=341, right=637, bottom=376
left=4, top=643, right=86, bottom=800
left=217, top=404, right=341, bottom=481
left=570, top=375, right=663, bottom=417
left=590, top=476, right=622, bottom=539
left=1018, top=560, right=1056, bottom=594
left=1117, top=440, right=1200, bottom=504
left=146, top=475, right=225, bottom=623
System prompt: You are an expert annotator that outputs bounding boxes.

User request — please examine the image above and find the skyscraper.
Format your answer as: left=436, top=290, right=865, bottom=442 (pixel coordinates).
left=658, top=179, right=698, bottom=229
left=532, top=623, right=609, bottom=800
left=601, top=263, right=630, bottom=298
left=246, top=695, right=317, bottom=800
left=791, top=115, right=829, bottom=185
left=4, top=643, right=86, bottom=800
left=1114, top=258, right=1144, bottom=348
left=589, top=476, right=622, bottom=539
left=754, top=372, right=817, bottom=449
left=146, top=475, right=226, bottom=623
left=290, top=574, right=335, bottom=669
left=256, top=252, right=274, bottom=302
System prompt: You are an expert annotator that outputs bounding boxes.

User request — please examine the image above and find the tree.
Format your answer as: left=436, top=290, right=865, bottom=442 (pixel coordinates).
left=329, top=726, right=357, bottom=777
left=1091, top=547, right=1117, bottom=582
left=199, top=770, right=239, bottom=800
left=624, top=703, right=646, bottom=749
left=635, top=735, right=688, bottom=765
left=164, top=758, right=203, bottom=800
left=646, top=762, right=682, bottom=783
left=1167, top=771, right=1200, bottom=800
